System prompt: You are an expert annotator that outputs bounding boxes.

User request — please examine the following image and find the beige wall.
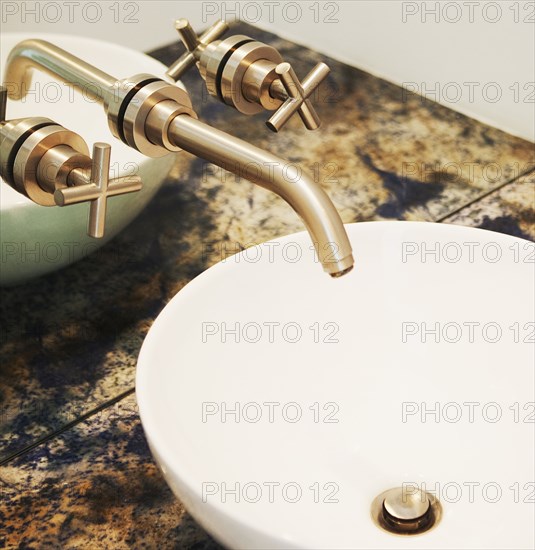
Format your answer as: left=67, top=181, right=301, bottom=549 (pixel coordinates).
left=2, top=1, right=533, bottom=141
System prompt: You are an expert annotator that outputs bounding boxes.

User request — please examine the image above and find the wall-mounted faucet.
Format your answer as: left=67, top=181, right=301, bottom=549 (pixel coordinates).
left=0, top=87, right=142, bottom=238
left=2, top=37, right=353, bottom=277
left=166, top=19, right=330, bottom=132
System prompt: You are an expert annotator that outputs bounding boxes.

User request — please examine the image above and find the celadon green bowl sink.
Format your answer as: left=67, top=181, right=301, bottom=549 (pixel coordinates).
left=137, top=221, right=534, bottom=549
left=0, top=33, right=176, bottom=285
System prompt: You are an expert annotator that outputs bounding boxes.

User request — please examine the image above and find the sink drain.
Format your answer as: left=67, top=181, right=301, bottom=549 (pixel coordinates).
left=371, top=487, right=442, bottom=536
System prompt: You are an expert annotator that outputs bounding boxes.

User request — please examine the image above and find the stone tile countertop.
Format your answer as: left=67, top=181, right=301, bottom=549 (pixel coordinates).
left=1, top=22, right=534, bottom=549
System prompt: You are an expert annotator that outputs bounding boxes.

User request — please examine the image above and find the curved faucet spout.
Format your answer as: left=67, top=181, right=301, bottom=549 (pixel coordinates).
left=166, top=115, right=354, bottom=276
left=3, top=39, right=354, bottom=277
left=4, top=39, right=117, bottom=103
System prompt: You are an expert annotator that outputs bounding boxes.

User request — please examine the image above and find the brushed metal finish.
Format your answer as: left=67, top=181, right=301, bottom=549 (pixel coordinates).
left=0, top=116, right=57, bottom=192
left=175, top=18, right=200, bottom=52
left=54, top=142, right=142, bottom=238
left=166, top=19, right=229, bottom=82
left=36, top=144, right=91, bottom=192
left=383, top=487, right=430, bottom=520
left=3, top=38, right=354, bottom=276
left=0, top=113, right=142, bottom=236
left=242, top=59, right=283, bottom=110
left=166, top=19, right=330, bottom=131
left=88, top=142, right=110, bottom=238
left=371, top=487, right=442, bottom=536
left=200, top=35, right=253, bottom=99
left=120, top=79, right=196, bottom=157
left=167, top=115, right=354, bottom=276
left=220, top=41, right=282, bottom=115
left=12, top=124, right=89, bottom=206
left=4, top=39, right=117, bottom=104
left=267, top=62, right=330, bottom=132
left=105, top=73, right=160, bottom=144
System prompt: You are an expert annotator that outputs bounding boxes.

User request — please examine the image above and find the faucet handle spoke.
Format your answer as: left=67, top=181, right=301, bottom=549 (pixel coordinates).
left=267, top=62, right=330, bottom=132
left=166, top=18, right=229, bottom=82
left=54, top=142, right=142, bottom=238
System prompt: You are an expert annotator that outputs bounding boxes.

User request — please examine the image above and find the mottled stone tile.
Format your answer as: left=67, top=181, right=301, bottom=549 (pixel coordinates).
left=443, top=172, right=535, bottom=240
left=2, top=22, right=533, bottom=464
left=0, top=154, right=210, bottom=461
left=0, top=394, right=221, bottom=549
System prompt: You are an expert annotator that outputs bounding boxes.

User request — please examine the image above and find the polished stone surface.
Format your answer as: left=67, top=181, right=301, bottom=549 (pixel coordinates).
left=445, top=172, right=535, bottom=240
left=1, top=22, right=533, bottom=548
left=0, top=394, right=221, bottom=549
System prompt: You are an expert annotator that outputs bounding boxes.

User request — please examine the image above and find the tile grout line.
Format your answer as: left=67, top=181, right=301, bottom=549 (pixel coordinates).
left=435, top=167, right=535, bottom=224
left=359, top=167, right=534, bottom=226
left=0, top=387, right=135, bottom=467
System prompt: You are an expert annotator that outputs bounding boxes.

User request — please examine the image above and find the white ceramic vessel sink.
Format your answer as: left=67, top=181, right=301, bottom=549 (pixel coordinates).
left=0, top=33, right=175, bottom=285
left=137, top=221, right=535, bottom=549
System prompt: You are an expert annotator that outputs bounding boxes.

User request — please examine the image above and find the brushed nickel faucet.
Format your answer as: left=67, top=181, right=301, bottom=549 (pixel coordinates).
left=166, top=19, right=330, bottom=132
left=1, top=37, right=354, bottom=277
left=0, top=87, right=142, bottom=238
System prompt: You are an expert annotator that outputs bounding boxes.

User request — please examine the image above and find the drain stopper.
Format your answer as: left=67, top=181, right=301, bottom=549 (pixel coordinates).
left=371, top=487, right=442, bottom=536
left=383, top=487, right=430, bottom=521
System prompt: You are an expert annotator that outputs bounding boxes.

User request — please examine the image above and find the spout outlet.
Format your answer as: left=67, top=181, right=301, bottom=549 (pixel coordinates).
left=163, top=114, right=354, bottom=276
